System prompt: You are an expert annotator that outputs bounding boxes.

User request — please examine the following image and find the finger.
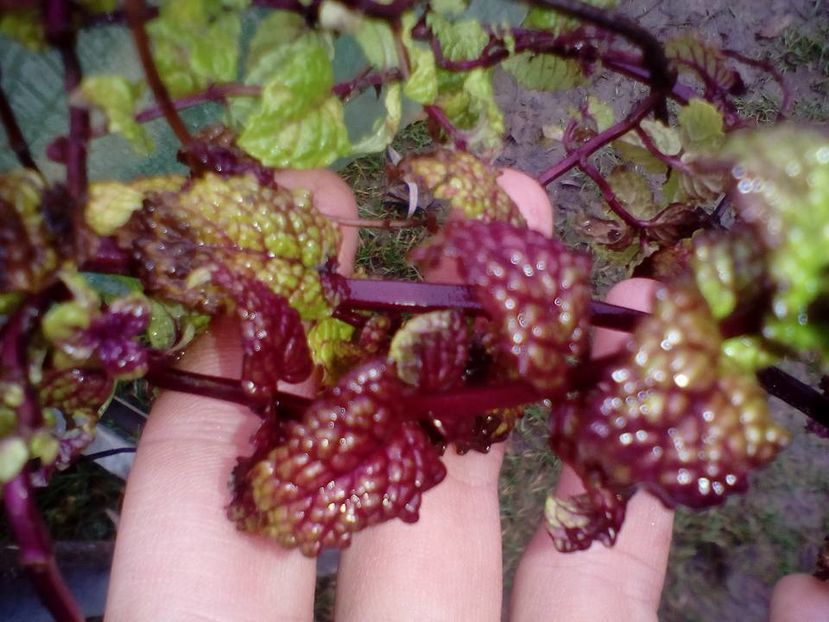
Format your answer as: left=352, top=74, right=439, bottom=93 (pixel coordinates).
left=770, top=574, right=829, bottom=622
left=511, top=278, right=675, bottom=622
left=106, top=170, right=358, bottom=622
left=334, top=170, right=555, bottom=621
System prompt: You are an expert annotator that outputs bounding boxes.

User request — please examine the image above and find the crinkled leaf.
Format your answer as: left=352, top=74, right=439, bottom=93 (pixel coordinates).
left=615, top=119, right=681, bottom=175
left=544, top=487, right=626, bottom=552
left=607, top=167, right=657, bottom=219
left=351, top=84, right=402, bottom=155
left=431, top=0, right=468, bottom=16
left=413, top=221, right=592, bottom=394
left=147, top=0, right=243, bottom=97
left=0, top=170, right=58, bottom=293
left=666, top=34, right=743, bottom=94
left=677, top=98, right=725, bottom=153
left=723, top=126, right=829, bottom=362
left=502, top=52, right=585, bottom=92
left=550, top=282, right=789, bottom=551
left=85, top=181, right=145, bottom=236
left=120, top=173, right=340, bottom=321
left=427, top=13, right=488, bottom=61
left=401, top=13, right=438, bottom=105
left=212, top=267, right=312, bottom=399
left=74, top=76, right=152, bottom=154
left=307, top=317, right=358, bottom=384
left=395, top=149, right=524, bottom=224
left=390, top=310, right=468, bottom=391
left=229, top=359, right=446, bottom=556
left=692, top=227, right=768, bottom=321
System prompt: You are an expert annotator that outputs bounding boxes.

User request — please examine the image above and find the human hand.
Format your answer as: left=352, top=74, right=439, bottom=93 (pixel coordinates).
left=105, top=169, right=829, bottom=621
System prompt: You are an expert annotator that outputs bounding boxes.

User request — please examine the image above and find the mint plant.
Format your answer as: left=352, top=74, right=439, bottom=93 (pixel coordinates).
left=0, top=1, right=827, bottom=619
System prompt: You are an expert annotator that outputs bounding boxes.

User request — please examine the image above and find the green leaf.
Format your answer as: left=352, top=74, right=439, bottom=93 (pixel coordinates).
left=86, top=181, right=146, bottom=236
left=427, top=14, right=488, bottom=61
left=235, top=32, right=350, bottom=168
left=615, top=119, right=681, bottom=175
left=724, top=126, right=829, bottom=363
left=607, top=168, right=657, bottom=219
left=524, top=0, right=617, bottom=34
left=677, top=98, right=725, bottom=153
left=0, top=10, right=46, bottom=52
left=0, top=437, right=27, bottom=484
left=355, top=18, right=398, bottom=69
left=432, top=0, right=468, bottom=16
left=75, top=76, right=152, bottom=153
left=245, top=11, right=309, bottom=75
left=80, top=273, right=143, bottom=302
left=666, top=34, right=740, bottom=93
left=401, top=13, right=437, bottom=105
left=76, top=0, right=119, bottom=12
left=502, top=52, right=584, bottom=92
left=148, top=0, right=243, bottom=97
left=307, top=317, right=357, bottom=383
left=351, top=84, right=402, bottom=155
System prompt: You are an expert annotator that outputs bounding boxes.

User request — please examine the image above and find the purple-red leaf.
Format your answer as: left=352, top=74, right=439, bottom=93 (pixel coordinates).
left=413, top=220, right=591, bottom=394
left=212, top=267, right=312, bottom=399
left=229, top=358, right=446, bottom=556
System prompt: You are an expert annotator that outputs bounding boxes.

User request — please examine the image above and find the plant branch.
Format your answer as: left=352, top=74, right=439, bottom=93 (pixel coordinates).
left=3, top=473, right=83, bottom=622
left=757, top=367, right=829, bottom=430
left=333, top=67, right=403, bottom=101
left=411, top=381, right=542, bottom=420
left=525, top=0, right=675, bottom=118
left=125, top=0, right=192, bottom=146
left=537, top=94, right=659, bottom=186
left=0, top=69, right=39, bottom=173
left=424, top=105, right=468, bottom=149
left=633, top=126, right=692, bottom=174
left=578, top=159, right=644, bottom=229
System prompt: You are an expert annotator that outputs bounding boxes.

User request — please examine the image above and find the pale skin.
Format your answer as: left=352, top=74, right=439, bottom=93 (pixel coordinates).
left=106, top=169, right=829, bottom=621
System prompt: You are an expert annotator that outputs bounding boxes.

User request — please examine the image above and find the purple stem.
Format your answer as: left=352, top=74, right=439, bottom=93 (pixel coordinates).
left=125, top=0, right=192, bottom=146
left=526, top=0, right=675, bottom=117
left=537, top=94, right=660, bottom=186
left=411, top=381, right=542, bottom=420
left=339, top=278, right=645, bottom=332
left=3, top=474, right=83, bottom=622
left=757, top=368, right=829, bottom=430
left=44, top=0, right=91, bottom=260
left=424, top=105, right=467, bottom=150
left=1, top=293, right=82, bottom=621
left=634, top=126, right=692, bottom=174
left=0, top=68, right=39, bottom=173
left=578, top=158, right=644, bottom=229
left=332, top=67, right=403, bottom=101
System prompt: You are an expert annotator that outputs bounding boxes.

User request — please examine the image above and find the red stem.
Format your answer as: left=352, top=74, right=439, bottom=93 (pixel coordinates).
left=3, top=474, right=83, bottom=622
left=0, top=68, right=39, bottom=173
left=633, top=126, right=692, bottom=174
left=410, top=381, right=542, bottom=419
left=526, top=0, right=675, bottom=118
left=578, top=158, right=644, bottom=229
left=125, top=0, right=192, bottom=146
left=333, top=68, right=403, bottom=100
left=424, top=105, right=467, bottom=149
left=537, top=93, right=660, bottom=186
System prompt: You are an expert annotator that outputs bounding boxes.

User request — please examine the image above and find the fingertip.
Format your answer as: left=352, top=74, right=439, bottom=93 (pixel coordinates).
left=497, top=168, right=554, bottom=237
left=771, top=574, right=829, bottom=622
left=593, top=278, right=660, bottom=359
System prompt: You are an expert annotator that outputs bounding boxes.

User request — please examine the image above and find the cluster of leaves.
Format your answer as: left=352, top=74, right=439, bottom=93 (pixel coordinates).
left=0, top=1, right=828, bottom=619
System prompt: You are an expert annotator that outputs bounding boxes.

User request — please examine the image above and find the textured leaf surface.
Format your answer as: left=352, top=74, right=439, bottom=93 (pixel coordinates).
left=390, top=310, right=468, bottom=391
left=724, top=126, right=829, bottom=363
left=0, top=170, right=58, bottom=293
left=413, top=221, right=591, bottom=394
left=666, top=34, right=742, bottom=94
left=121, top=173, right=340, bottom=321
left=148, top=0, right=242, bottom=97
left=502, top=52, right=585, bottom=92
left=229, top=359, right=446, bottom=556
left=549, top=282, right=789, bottom=550
left=396, top=149, right=524, bottom=225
